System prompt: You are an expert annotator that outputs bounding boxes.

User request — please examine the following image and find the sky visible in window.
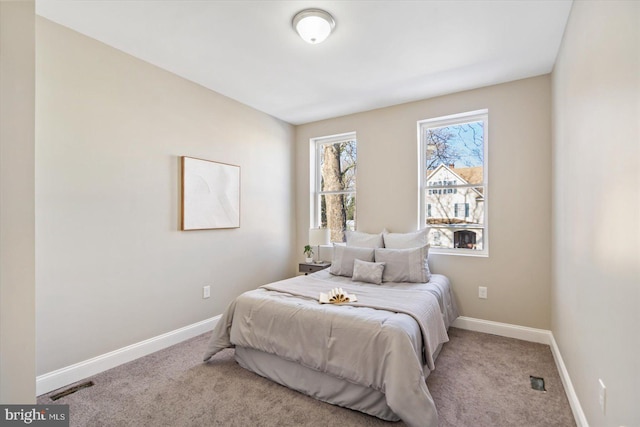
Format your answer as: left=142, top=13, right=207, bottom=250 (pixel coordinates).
left=429, top=121, right=484, bottom=169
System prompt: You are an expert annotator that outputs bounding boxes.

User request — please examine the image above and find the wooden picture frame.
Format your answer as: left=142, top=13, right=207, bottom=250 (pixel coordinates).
left=181, top=156, right=240, bottom=230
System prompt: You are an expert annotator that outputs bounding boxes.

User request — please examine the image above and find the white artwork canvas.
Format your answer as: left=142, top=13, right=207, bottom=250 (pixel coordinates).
left=181, top=156, right=240, bottom=230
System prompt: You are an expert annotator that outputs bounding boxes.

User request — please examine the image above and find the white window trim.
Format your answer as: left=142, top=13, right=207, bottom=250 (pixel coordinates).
left=417, top=109, right=489, bottom=257
left=309, top=131, right=357, bottom=233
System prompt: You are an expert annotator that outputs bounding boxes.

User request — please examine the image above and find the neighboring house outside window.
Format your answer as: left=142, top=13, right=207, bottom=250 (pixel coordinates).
left=419, top=110, right=488, bottom=255
left=454, top=202, right=470, bottom=219
left=310, top=132, right=357, bottom=243
left=433, top=230, right=442, bottom=246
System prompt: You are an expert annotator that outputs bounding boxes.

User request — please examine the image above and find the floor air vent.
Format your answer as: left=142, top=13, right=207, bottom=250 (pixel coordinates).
left=529, top=376, right=546, bottom=392
left=50, top=381, right=95, bottom=401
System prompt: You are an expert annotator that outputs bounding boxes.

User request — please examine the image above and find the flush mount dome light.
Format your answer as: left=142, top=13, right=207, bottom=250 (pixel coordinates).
left=292, top=8, right=336, bottom=44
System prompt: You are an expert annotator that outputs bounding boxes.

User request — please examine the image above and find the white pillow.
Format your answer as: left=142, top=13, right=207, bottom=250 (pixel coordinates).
left=374, top=245, right=431, bottom=283
left=345, top=230, right=384, bottom=248
left=330, top=245, right=375, bottom=277
left=383, top=228, right=429, bottom=249
left=352, top=259, right=386, bottom=285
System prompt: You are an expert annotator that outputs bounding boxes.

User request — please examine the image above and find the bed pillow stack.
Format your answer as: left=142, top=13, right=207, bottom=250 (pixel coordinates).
left=329, top=229, right=431, bottom=284
left=329, top=230, right=382, bottom=280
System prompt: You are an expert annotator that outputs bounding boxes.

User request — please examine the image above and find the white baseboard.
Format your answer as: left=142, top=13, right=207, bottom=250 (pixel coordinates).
left=453, top=316, right=588, bottom=427
left=36, top=315, right=220, bottom=396
left=549, top=334, right=589, bottom=427
left=452, top=316, right=552, bottom=344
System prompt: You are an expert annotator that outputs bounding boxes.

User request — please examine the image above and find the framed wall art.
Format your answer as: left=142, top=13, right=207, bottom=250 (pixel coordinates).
left=181, top=156, right=240, bottom=230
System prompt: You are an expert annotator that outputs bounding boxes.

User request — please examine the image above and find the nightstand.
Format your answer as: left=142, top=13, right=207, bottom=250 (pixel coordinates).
left=298, top=262, right=331, bottom=275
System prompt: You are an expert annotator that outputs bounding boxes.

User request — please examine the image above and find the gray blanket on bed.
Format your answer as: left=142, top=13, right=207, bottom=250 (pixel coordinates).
left=261, top=275, right=448, bottom=370
left=203, top=273, right=451, bottom=427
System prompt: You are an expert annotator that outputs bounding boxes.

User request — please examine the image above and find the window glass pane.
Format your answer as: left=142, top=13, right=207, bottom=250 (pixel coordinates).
left=319, top=193, right=356, bottom=242
left=427, top=227, right=484, bottom=251
left=424, top=120, right=484, bottom=183
left=425, top=186, right=484, bottom=251
left=425, top=186, right=484, bottom=225
left=320, top=140, right=357, bottom=192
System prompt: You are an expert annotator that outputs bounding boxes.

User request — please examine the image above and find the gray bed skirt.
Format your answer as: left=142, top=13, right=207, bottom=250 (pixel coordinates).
left=234, top=346, right=400, bottom=421
left=234, top=343, right=444, bottom=422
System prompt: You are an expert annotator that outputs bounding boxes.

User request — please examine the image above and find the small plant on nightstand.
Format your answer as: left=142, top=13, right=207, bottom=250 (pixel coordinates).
left=303, top=245, right=314, bottom=263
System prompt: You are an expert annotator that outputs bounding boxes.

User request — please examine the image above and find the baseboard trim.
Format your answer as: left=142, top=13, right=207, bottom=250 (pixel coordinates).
left=452, top=316, right=552, bottom=344
left=452, top=316, right=588, bottom=427
left=549, top=334, right=589, bottom=427
left=36, top=315, right=220, bottom=396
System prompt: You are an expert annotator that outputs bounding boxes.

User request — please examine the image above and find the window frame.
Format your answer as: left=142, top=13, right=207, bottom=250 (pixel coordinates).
left=418, top=109, right=489, bottom=257
left=310, top=132, right=357, bottom=241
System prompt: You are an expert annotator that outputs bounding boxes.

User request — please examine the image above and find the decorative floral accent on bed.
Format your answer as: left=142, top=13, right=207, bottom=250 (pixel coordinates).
left=319, top=287, right=357, bottom=304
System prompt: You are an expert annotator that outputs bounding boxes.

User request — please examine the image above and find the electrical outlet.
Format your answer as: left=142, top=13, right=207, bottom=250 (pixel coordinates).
left=203, top=285, right=211, bottom=299
left=478, top=286, right=487, bottom=299
left=598, top=379, right=606, bottom=414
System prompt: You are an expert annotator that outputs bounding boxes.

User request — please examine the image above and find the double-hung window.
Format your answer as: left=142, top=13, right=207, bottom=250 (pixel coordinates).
left=418, top=110, right=488, bottom=255
left=310, top=132, right=357, bottom=243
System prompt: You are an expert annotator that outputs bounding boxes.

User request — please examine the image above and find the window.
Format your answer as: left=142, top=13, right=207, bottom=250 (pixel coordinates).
left=454, top=203, right=469, bottom=218
left=418, top=110, right=488, bottom=255
left=433, top=231, right=442, bottom=246
left=311, top=132, right=357, bottom=243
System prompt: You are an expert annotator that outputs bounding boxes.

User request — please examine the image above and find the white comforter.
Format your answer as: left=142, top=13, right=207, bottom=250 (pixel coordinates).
left=203, top=271, right=455, bottom=427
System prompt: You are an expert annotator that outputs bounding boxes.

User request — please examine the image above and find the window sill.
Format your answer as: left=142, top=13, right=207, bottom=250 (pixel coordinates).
left=429, top=248, right=489, bottom=258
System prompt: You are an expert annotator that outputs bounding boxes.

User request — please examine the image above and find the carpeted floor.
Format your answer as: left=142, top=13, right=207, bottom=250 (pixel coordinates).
left=37, top=328, right=576, bottom=426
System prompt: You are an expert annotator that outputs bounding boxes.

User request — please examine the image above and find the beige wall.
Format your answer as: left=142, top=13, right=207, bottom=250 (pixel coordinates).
left=19, top=10, right=638, bottom=424
left=296, top=76, right=552, bottom=329
left=0, top=0, right=37, bottom=403
left=552, top=1, right=640, bottom=425
left=35, top=18, right=295, bottom=375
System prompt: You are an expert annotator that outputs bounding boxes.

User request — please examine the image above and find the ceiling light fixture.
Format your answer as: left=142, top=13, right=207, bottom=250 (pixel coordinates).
left=292, top=9, right=336, bottom=44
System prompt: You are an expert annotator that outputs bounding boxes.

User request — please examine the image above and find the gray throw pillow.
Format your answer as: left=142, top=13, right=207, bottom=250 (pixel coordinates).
left=352, top=259, right=386, bottom=285
left=374, top=245, right=431, bottom=283
left=345, top=230, right=384, bottom=248
left=383, top=228, right=429, bottom=249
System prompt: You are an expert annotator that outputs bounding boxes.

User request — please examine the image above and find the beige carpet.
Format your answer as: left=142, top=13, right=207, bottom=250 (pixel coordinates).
left=38, top=327, right=576, bottom=426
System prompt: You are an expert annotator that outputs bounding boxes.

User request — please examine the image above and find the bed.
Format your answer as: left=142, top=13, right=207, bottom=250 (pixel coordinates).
left=203, top=231, right=457, bottom=427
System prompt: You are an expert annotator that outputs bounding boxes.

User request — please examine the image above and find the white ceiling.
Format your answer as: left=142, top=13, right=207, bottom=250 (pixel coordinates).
left=35, top=1, right=573, bottom=125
